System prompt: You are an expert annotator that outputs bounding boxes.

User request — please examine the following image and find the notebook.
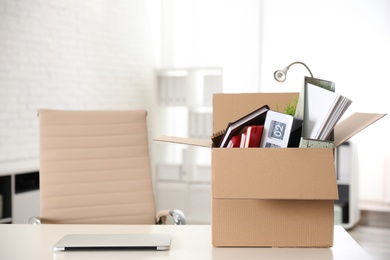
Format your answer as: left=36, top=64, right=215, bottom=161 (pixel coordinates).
left=219, top=104, right=269, bottom=147
left=53, top=234, right=171, bottom=251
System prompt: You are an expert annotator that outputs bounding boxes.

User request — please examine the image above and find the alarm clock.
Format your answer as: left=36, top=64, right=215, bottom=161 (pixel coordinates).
left=260, top=110, right=303, bottom=148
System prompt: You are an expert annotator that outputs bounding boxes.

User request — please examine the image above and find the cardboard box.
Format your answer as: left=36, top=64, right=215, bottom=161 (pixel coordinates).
left=154, top=92, right=386, bottom=248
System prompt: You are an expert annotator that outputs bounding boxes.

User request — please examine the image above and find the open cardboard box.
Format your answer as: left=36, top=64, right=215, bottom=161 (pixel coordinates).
left=154, top=92, right=386, bottom=247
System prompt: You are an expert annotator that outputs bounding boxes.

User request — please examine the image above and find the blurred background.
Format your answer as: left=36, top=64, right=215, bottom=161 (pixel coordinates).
left=0, top=0, right=389, bottom=247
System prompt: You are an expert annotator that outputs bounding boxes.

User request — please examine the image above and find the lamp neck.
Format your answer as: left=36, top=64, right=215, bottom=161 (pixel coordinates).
left=286, top=61, right=314, bottom=78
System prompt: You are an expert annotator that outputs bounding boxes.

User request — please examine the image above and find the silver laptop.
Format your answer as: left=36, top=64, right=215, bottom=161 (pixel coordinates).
left=53, top=234, right=171, bottom=251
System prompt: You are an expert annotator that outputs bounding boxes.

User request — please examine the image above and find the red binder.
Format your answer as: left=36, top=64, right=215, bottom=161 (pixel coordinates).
left=227, top=134, right=242, bottom=148
left=243, top=125, right=264, bottom=148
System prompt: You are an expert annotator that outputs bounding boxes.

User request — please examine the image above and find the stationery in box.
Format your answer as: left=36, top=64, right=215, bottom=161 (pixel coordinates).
left=154, top=92, right=386, bottom=247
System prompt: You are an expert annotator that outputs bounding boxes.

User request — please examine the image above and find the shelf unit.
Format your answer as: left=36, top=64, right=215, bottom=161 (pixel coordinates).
left=0, top=175, right=12, bottom=223
left=0, top=160, right=40, bottom=224
left=154, top=67, right=222, bottom=224
left=335, top=141, right=360, bottom=229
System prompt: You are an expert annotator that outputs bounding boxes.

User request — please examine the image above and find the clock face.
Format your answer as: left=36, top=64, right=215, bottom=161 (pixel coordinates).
left=260, top=110, right=299, bottom=148
left=269, top=120, right=286, bottom=140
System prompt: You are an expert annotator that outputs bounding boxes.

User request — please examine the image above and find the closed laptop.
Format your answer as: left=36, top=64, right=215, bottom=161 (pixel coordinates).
left=53, top=234, right=171, bottom=251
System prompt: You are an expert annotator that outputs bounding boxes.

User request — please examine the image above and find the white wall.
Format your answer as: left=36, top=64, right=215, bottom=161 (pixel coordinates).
left=260, top=0, right=390, bottom=204
left=0, top=0, right=160, bottom=164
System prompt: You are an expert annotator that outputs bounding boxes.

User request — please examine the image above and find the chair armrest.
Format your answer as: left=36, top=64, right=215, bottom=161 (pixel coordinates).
left=156, top=209, right=186, bottom=225
left=28, top=216, right=42, bottom=225
left=169, top=209, right=186, bottom=225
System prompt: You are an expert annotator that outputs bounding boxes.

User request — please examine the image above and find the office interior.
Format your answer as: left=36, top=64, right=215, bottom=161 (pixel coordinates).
left=0, top=0, right=389, bottom=259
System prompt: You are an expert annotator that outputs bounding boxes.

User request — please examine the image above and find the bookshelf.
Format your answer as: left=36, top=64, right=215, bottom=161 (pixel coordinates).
left=0, top=175, right=12, bottom=223
left=0, top=160, right=40, bottom=224
left=335, top=141, right=360, bottom=229
left=154, top=67, right=222, bottom=224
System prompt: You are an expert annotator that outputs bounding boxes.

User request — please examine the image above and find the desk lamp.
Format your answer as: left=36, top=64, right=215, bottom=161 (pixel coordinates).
left=274, top=61, right=313, bottom=82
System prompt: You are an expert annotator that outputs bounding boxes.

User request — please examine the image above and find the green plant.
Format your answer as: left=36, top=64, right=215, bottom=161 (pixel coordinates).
left=276, top=97, right=298, bottom=116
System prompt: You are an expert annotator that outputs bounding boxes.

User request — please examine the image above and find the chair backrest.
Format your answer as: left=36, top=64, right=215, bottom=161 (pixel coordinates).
left=38, top=109, right=156, bottom=224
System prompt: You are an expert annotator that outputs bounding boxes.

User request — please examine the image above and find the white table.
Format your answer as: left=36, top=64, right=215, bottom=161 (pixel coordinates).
left=0, top=224, right=371, bottom=260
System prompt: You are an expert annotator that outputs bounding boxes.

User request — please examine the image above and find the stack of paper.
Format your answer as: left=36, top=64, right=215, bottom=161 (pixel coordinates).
left=303, top=83, right=352, bottom=140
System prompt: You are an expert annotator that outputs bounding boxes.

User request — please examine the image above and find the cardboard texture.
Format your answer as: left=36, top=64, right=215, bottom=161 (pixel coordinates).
left=154, top=92, right=386, bottom=248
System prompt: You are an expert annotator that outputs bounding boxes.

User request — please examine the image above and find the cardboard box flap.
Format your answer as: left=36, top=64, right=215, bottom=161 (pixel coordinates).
left=213, top=92, right=299, bottom=133
left=334, top=112, right=386, bottom=147
left=154, top=135, right=211, bottom=148
left=212, top=148, right=338, bottom=200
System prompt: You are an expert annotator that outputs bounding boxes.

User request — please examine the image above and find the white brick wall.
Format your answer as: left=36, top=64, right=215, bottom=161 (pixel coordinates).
left=0, top=0, right=160, bottom=163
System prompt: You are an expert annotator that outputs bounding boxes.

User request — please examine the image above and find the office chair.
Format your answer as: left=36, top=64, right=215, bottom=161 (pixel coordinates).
left=29, top=109, right=185, bottom=225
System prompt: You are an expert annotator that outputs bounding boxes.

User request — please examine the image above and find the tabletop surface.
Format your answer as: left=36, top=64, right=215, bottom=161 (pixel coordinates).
left=0, top=224, right=371, bottom=260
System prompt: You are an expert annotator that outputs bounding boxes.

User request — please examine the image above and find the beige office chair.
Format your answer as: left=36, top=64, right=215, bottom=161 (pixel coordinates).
left=29, top=109, right=185, bottom=225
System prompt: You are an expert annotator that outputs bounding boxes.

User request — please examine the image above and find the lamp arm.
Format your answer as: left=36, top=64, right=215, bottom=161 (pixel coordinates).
left=286, top=61, right=314, bottom=78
